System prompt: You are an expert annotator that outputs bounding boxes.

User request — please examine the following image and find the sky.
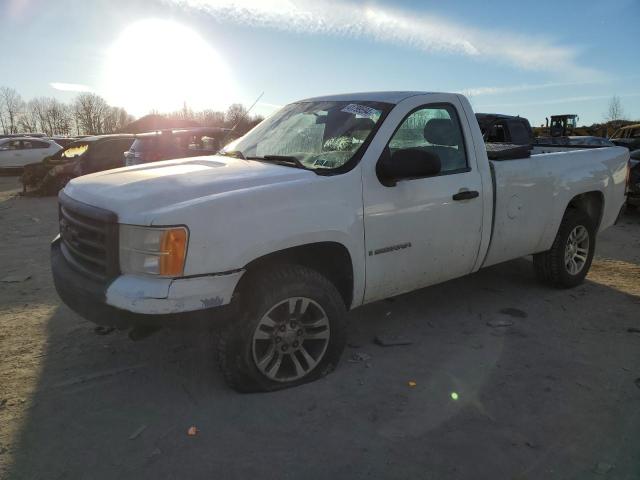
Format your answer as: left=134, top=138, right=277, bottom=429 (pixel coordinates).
left=2, top=0, right=639, bottom=125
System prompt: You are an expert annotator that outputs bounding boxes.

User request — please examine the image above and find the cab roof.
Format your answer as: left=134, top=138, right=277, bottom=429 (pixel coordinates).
left=298, top=91, right=438, bottom=104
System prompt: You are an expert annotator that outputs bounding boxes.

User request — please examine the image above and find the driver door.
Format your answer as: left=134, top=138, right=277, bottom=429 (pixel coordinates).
left=362, top=101, right=484, bottom=302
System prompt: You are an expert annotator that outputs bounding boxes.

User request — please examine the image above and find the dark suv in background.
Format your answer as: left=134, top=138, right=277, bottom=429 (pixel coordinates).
left=475, top=113, right=534, bottom=145
left=22, top=135, right=134, bottom=194
left=124, top=127, right=230, bottom=166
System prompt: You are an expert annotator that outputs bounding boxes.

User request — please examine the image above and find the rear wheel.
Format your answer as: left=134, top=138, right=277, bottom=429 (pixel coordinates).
left=217, top=264, right=347, bottom=392
left=533, top=209, right=596, bottom=288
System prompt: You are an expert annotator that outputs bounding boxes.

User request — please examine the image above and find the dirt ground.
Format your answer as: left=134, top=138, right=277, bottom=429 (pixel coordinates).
left=1, top=175, right=639, bottom=480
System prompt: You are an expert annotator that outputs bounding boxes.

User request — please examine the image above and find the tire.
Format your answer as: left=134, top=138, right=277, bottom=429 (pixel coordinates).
left=533, top=209, right=596, bottom=288
left=217, top=264, right=347, bottom=393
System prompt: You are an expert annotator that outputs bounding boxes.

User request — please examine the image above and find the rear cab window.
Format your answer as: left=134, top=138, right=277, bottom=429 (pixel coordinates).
left=507, top=120, right=531, bottom=145
left=486, top=122, right=508, bottom=143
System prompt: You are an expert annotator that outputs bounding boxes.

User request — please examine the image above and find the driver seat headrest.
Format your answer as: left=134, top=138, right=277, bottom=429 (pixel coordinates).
left=424, top=118, right=460, bottom=146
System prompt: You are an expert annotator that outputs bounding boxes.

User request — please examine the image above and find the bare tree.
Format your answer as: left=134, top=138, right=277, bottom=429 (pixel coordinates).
left=605, top=95, right=625, bottom=135
left=49, top=99, right=73, bottom=135
left=18, top=99, right=40, bottom=133
left=197, top=109, right=226, bottom=127
left=102, top=106, right=134, bottom=133
left=0, top=86, right=25, bottom=134
left=225, top=103, right=248, bottom=128
left=26, top=97, right=73, bottom=135
left=73, top=93, right=110, bottom=135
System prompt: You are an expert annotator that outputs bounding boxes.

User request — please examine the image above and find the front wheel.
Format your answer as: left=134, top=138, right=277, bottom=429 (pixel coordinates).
left=217, top=265, right=347, bottom=392
left=533, top=209, right=596, bottom=288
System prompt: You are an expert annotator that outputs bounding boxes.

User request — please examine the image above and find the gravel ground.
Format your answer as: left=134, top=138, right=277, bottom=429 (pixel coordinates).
left=1, top=175, right=639, bottom=480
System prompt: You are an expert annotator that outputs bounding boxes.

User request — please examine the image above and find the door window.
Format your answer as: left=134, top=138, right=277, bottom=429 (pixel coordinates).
left=92, top=140, right=128, bottom=168
left=0, top=140, right=22, bottom=151
left=388, top=104, right=468, bottom=173
left=22, top=140, right=50, bottom=149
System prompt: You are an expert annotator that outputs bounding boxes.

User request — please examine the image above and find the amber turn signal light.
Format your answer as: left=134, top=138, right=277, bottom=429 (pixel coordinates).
left=159, top=228, right=188, bottom=276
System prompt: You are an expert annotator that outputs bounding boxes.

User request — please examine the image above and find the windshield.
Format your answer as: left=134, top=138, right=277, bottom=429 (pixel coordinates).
left=222, top=101, right=391, bottom=171
left=61, top=143, right=89, bottom=159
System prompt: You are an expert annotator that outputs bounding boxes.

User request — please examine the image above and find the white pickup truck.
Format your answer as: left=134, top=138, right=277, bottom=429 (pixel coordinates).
left=52, top=91, right=629, bottom=392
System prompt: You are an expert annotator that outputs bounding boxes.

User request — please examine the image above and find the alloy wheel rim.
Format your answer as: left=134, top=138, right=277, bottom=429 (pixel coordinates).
left=564, top=225, right=590, bottom=275
left=252, top=297, right=330, bottom=382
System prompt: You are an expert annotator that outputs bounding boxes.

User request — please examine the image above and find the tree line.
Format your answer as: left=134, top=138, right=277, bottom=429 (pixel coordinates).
left=0, top=86, right=265, bottom=137
left=163, top=102, right=264, bottom=135
left=0, top=86, right=134, bottom=136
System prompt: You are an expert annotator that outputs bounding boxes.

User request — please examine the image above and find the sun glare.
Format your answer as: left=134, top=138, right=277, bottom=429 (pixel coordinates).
left=102, top=19, right=235, bottom=117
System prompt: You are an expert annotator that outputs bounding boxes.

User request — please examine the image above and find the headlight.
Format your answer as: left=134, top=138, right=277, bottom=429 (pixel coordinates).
left=119, top=225, right=188, bottom=277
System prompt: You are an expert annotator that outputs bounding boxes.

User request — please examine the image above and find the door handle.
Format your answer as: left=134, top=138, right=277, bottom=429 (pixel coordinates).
left=452, top=190, right=479, bottom=201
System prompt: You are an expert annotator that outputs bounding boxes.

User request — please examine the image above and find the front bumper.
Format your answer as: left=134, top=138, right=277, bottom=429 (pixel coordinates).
left=51, top=237, right=243, bottom=329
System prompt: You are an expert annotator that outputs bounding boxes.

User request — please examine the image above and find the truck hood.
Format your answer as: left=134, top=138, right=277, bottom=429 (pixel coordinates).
left=64, top=155, right=315, bottom=223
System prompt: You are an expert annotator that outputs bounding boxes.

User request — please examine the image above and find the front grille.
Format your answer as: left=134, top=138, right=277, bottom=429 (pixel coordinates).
left=58, top=192, right=119, bottom=280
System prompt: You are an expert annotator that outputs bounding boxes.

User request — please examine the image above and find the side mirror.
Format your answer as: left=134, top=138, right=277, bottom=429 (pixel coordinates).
left=377, top=148, right=441, bottom=186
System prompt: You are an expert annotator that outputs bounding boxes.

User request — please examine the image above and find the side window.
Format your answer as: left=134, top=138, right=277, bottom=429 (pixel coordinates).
left=631, top=129, right=640, bottom=138
left=388, top=104, right=467, bottom=173
left=508, top=121, right=531, bottom=145
left=0, top=140, right=20, bottom=151
left=23, top=140, right=49, bottom=149
left=119, top=139, right=134, bottom=153
left=90, top=141, right=118, bottom=167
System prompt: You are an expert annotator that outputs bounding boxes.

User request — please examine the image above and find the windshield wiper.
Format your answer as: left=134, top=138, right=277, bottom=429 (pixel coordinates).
left=246, top=155, right=308, bottom=170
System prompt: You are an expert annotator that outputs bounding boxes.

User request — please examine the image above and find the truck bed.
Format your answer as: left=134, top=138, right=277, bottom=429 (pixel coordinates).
left=482, top=145, right=628, bottom=268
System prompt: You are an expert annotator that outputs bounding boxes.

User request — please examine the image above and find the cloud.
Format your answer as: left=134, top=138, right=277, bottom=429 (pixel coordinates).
left=476, top=92, right=640, bottom=109
left=167, top=0, right=599, bottom=77
left=50, top=82, right=94, bottom=93
left=460, top=81, right=601, bottom=97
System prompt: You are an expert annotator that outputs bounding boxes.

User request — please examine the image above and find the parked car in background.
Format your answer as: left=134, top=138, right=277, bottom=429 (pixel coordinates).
left=0, top=137, right=62, bottom=172
left=124, top=127, right=230, bottom=166
left=475, top=113, right=533, bottom=145
left=628, top=150, right=640, bottom=208
left=22, top=134, right=133, bottom=194
left=52, top=91, right=628, bottom=392
left=611, top=124, right=640, bottom=151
